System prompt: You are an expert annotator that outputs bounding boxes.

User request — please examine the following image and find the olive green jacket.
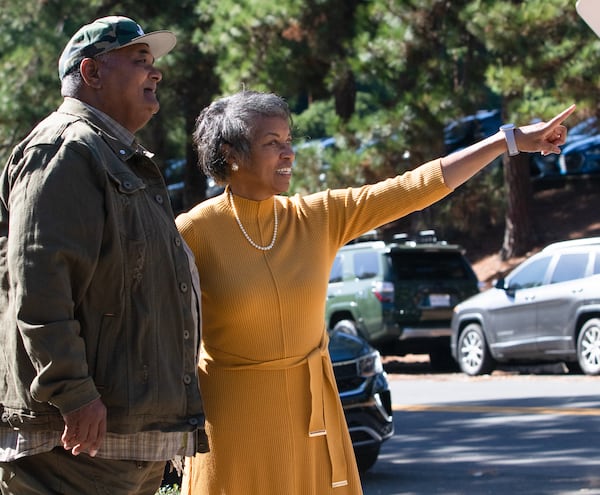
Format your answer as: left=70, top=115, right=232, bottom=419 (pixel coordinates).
left=0, top=99, right=205, bottom=439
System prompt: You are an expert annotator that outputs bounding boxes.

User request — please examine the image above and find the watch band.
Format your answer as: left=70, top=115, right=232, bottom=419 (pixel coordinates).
left=500, top=124, right=520, bottom=156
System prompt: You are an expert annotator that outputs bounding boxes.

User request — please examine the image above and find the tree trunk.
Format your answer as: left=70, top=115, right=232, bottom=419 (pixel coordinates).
left=333, top=68, right=356, bottom=122
left=501, top=153, right=535, bottom=260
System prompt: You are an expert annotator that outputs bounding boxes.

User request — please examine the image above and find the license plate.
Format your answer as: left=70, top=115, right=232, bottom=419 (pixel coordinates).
left=428, top=293, right=451, bottom=307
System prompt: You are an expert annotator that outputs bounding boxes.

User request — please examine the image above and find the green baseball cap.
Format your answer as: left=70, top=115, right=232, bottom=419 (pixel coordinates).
left=58, top=16, right=177, bottom=80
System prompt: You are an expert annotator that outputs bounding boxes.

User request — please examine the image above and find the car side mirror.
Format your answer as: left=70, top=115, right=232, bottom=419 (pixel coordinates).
left=495, top=277, right=517, bottom=297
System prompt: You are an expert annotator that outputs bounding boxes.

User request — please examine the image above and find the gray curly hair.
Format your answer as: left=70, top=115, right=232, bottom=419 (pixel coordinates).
left=193, top=90, right=293, bottom=184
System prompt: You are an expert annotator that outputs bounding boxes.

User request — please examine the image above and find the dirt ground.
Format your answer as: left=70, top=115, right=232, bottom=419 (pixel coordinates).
left=466, top=177, right=600, bottom=287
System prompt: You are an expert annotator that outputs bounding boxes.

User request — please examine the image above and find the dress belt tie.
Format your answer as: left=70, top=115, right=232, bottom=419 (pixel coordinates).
left=306, top=333, right=349, bottom=488
left=202, top=331, right=349, bottom=488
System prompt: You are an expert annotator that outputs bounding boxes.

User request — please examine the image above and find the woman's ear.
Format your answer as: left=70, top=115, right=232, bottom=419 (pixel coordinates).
left=221, top=143, right=236, bottom=165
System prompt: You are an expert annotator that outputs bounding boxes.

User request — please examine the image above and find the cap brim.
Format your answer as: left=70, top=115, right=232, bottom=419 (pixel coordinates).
left=123, top=30, right=177, bottom=59
left=577, top=0, right=600, bottom=38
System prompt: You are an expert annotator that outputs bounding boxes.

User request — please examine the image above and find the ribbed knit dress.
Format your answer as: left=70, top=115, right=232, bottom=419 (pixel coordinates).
left=176, top=159, right=451, bottom=495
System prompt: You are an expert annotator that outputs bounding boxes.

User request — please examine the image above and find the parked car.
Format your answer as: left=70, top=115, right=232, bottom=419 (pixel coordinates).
left=531, top=116, right=600, bottom=178
left=329, top=329, right=394, bottom=472
left=163, top=157, right=186, bottom=213
left=443, top=109, right=501, bottom=154
left=161, top=328, right=393, bottom=487
left=557, top=134, right=600, bottom=175
left=162, top=158, right=224, bottom=214
left=566, top=116, right=599, bottom=142
left=451, top=237, right=600, bottom=376
left=325, top=230, right=480, bottom=371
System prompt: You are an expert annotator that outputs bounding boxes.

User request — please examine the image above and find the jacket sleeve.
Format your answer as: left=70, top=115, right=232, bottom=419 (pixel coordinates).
left=7, top=139, right=104, bottom=415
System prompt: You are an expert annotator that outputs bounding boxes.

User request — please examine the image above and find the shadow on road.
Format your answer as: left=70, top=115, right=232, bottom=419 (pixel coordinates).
left=383, top=354, right=571, bottom=377
left=362, top=395, right=600, bottom=495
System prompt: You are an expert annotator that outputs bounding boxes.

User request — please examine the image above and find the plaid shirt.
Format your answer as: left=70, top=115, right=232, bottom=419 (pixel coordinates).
left=0, top=430, right=198, bottom=462
left=0, top=99, right=202, bottom=463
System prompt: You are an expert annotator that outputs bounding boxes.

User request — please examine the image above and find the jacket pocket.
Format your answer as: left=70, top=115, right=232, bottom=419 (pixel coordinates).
left=92, top=313, right=122, bottom=397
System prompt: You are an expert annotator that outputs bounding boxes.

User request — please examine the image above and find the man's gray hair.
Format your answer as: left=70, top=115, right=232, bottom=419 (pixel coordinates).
left=60, top=69, right=83, bottom=98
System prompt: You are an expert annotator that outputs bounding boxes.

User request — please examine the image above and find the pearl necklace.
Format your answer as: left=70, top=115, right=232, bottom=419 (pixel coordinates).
left=228, top=190, right=278, bottom=251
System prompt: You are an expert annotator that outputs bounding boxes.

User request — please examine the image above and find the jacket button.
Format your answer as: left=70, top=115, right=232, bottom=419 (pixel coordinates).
left=180, top=282, right=188, bottom=293
left=123, top=181, right=132, bottom=189
left=175, top=237, right=182, bottom=247
left=183, top=374, right=192, bottom=384
left=189, top=418, right=198, bottom=426
left=183, top=330, right=190, bottom=339
left=155, top=194, right=164, bottom=204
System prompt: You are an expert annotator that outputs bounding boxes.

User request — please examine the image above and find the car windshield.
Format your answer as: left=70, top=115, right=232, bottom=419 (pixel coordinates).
left=390, top=252, right=473, bottom=281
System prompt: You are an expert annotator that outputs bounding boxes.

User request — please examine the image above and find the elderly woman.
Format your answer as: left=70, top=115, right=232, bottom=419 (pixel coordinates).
left=177, top=90, right=573, bottom=495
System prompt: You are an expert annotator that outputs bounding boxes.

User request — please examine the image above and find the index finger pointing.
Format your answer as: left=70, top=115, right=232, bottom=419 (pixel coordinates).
left=547, top=104, right=576, bottom=127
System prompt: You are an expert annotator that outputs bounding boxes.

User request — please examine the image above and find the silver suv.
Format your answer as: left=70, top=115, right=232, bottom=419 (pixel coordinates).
left=451, top=237, right=600, bottom=375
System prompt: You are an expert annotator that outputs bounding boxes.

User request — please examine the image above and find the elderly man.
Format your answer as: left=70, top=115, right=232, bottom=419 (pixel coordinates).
left=0, top=16, right=206, bottom=495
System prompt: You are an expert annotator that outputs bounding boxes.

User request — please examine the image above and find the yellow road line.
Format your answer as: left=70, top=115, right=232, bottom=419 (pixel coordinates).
left=393, top=404, right=600, bottom=416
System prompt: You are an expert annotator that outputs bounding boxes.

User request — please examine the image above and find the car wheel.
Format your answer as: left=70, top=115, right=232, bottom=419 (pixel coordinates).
left=457, top=323, right=495, bottom=376
left=332, top=319, right=359, bottom=337
left=577, top=319, right=600, bottom=375
left=354, top=445, right=380, bottom=472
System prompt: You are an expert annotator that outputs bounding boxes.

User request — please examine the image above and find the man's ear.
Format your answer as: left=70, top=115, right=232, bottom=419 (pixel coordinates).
left=80, top=58, right=101, bottom=88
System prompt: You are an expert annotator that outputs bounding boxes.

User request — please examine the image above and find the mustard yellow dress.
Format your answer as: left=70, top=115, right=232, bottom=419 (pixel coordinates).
left=176, top=160, right=450, bottom=494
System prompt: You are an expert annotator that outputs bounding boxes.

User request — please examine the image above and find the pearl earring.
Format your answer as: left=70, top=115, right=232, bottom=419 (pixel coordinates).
left=231, top=163, right=239, bottom=172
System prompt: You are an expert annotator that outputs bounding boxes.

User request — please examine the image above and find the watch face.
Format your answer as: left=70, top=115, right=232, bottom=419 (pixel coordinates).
left=577, top=0, right=600, bottom=38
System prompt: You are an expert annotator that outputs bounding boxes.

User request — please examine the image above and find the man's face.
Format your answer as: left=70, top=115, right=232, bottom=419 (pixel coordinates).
left=93, top=43, right=163, bottom=132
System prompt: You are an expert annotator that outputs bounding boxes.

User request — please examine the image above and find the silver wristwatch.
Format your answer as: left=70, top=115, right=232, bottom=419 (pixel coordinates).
left=499, top=124, right=520, bottom=156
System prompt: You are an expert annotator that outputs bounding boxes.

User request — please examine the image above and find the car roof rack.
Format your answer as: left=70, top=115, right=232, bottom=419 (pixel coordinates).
left=391, top=229, right=447, bottom=246
left=347, top=230, right=382, bottom=244
left=348, top=229, right=453, bottom=247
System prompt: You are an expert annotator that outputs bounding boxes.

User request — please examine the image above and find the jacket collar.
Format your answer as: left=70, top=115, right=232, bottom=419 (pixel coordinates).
left=56, top=98, right=145, bottom=161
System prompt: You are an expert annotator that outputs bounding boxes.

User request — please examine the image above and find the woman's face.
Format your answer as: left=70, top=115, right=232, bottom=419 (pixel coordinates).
left=229, top=115, right=295, bottom=201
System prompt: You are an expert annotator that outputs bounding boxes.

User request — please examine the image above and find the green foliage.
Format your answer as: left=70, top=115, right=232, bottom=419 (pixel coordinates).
left=0, top=0, right=71, bottom=157
left=429, top=159, right=506, bottom=241
left=2, top=0, right=600, bottom=238
left=194, top=0, right=304, bottom=95
left=293, top=99, right=339, bottom=140
left=465, top=0, right=600, bottom=119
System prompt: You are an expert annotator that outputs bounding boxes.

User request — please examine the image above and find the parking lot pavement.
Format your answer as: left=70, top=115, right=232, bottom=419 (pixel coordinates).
left=362, top=355, right=600, bottom=495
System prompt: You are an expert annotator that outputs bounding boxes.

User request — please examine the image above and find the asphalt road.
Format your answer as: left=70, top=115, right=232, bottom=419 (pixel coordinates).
left=361, top=358, right=600, bottom=495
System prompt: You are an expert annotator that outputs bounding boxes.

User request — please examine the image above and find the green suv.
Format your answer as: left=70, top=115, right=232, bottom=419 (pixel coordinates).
left=325, top=231, right=480, bottom=371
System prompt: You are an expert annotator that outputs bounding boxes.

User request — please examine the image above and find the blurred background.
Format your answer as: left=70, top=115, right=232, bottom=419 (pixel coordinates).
left=1, top=0, right=599, bottom=261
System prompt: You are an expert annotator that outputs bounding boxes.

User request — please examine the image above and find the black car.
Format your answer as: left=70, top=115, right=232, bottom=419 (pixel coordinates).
left=329, top=329, right=394, bottom=472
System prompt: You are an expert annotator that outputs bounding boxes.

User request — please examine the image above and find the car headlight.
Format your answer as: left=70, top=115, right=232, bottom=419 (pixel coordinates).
left=357, top=350, right=383, bottom=377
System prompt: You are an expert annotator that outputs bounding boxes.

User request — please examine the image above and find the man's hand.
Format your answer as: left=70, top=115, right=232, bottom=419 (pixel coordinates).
left=61, top=397, right=107, bottom=457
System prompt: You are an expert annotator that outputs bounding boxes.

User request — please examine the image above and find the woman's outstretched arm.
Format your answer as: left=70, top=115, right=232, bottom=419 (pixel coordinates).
left=441, top=104, right=576, bottom=190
